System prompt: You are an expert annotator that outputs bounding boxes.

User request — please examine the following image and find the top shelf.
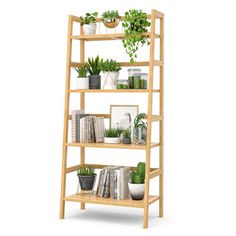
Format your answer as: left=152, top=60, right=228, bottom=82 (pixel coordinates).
left=71, top=33, right=160, bottom=41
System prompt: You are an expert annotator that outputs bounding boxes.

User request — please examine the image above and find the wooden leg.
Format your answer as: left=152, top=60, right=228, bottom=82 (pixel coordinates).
left=80, top=147, right=85, bottom=210
left=60, top=146, right=67, bottom=219
left=159, top=174, right=163, bottom=217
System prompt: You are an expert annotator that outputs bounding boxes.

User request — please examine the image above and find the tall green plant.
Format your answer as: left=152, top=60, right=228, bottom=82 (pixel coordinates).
left=85, top=56, right=103, bottom=75
left=134, top=113, right=147, bottom=128
left=122, top=9, right=151, bottom=63
left=130, top=162, right=146, bottom=184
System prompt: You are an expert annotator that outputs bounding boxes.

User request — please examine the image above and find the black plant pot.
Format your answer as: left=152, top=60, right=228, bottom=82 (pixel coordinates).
left=123, top=137, right=131, bottom=144
left=78, top=174, right=96, bottom=191
left=89, top=75, right=101, bottom=89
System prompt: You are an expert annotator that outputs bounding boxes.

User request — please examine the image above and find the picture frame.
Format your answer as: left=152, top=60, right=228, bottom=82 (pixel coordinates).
left=110, top=105, right=139, bottom=130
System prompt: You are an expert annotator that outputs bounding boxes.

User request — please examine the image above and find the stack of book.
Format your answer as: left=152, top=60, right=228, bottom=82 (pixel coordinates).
left=71, top=110, right=104, bottom=143
left=96, top=166, right=130, bottom=200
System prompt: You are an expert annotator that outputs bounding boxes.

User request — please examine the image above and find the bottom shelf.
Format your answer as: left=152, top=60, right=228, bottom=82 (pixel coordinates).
left=64, top=193, right=159, bottom=208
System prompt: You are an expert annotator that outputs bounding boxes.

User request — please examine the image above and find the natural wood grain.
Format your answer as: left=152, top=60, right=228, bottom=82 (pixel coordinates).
left=70, top=60, right=163, bottom=68
left=66, top=142, right=160, bottom=150
left=71, top=33, right=160, bottom=41
left=60, top=15, right=73, bottom=219
left=64, top=193, right=160, bottom=208
left=67, top=89, right=160, bottom=93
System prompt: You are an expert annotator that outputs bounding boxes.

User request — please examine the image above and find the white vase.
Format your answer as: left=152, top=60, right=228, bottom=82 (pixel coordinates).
left=103, top=71, right=119, bottom=89
left=128, top=183, right=145, bottom=200
left=104, top=137, right=121, bottom=144
left=83, top=23, right=97, bottom=35
left=76, top=77, right=89, bottom=89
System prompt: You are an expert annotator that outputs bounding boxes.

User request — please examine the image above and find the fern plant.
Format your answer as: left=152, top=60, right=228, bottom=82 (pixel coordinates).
left=85, top=56, right=103, bottom=75
left=99, top=59, right=121, bottom=72
left=104, top=128, right=124, bottom=137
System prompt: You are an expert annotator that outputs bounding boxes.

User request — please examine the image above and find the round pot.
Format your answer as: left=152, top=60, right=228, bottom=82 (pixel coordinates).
left=78, top=174, right=97, bottom=191
left=123, top=137, right=131, bottom=144
left=133, top=127, right=147, bottom=144
left=103, top=71, right=119, bottom=89
left=128, top=183, right=145, bottom=200
left=83, top=23, right=97, bottom=35
left=104, top=137, right=120, bottom=144
left=89, top=75, right=101, bottom=89
left=102, top=18, right=120, bottom=28
left=76, top=77, right=89, bottom=89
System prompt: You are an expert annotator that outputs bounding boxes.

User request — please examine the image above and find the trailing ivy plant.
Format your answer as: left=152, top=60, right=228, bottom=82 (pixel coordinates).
left=122, top=9, right=151, bottom=63
left=80, top=12, right=98, bottom=25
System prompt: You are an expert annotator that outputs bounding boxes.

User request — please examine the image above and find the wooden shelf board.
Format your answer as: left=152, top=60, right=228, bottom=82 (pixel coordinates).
left=71, top=33, right=160, bottom=41
left=64, top=193, right=160, bottom=208
left=67, top=89, right=160, bottom=93
left=66, top=142, right=160, bottom=149
left=70, top=60, right=163, bottom=68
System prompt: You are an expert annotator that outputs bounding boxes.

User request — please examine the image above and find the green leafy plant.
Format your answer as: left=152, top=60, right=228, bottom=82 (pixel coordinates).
left=99, top=59, right=121, bottom=72
left=102, top=10, right=120, bottom=21
left=122, top=9, right=151, bottom=63
left=104, top=128, right=124, bottom=137
left=123, top=128, right=131, bottom=138
left=74, top=66, right=88, bottom=78
left=134, top=113, right=147, bottom=128
left=77, top=165, right=95, bottom=176
left=85, top=56, right=103, bottom=75
left=80, top=12, right=98, bottom=25
left=130, top=162, right=146, bottom=184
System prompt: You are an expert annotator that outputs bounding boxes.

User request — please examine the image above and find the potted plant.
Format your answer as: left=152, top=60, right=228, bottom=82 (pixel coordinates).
left=102, top=10, right=120, bottom=28
left=99, top=59, right=121, bottom=89
left=133, top=113, right=147, bottom=144
left=85, top=56, right=103, bottom=89
left=122, top=9, right=151, bottom=63
left=74, top=66, right=89, bottom=89
left=77, top=165, right=96, bottom=191
left=128, top=162, right=146, bottom=200
left=123, top=128, right=131, bottom=144
left=80, top=12, right=98, bottom=35
left=104, top=128, right=123, bottom=144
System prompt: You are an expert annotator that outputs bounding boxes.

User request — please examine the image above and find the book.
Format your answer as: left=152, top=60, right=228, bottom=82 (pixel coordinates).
left=120, top=167, right=130, bottom=199
left=93, top=117, right=105, bottom=143
left=71, top=110, right=84, bottom=143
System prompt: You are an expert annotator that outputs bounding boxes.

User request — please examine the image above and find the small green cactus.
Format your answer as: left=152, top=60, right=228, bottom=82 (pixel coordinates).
left=130, top=162, right=146, bottom=184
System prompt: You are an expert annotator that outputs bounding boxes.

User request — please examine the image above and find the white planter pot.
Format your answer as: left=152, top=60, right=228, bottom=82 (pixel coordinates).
left=103, top=71, right=119, bottom=89
left=76, top=77, right=89, bottom=89
left=104, top=137, right=121, bottom=144
left=83, top=23, right=97, bottom=35
left=128, top=183, right=145, bottom=200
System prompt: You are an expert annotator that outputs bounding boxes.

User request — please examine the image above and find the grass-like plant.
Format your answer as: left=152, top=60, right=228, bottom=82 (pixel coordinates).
left=134, top=113, right=147, bottom=128
left=80, top=12, right=98, bottom=25
left=130, top=162, right=146, bottom=184
left=122, top=9, right=151, bottom=63
left=77, top=165, right=95, bottom=176
left=123, top=128, right=131, bottom=138
left=104, top=128, right=124, bottom=137
left=85, top=56, right=103, bottom=75
left=102, top=10, right=120, bottom=21
left=99, top=59, right=121, bottom=72
left=74, top=66, right=88, bottom=78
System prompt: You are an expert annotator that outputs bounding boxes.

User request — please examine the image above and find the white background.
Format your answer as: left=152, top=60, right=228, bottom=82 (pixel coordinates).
left=0, top=0, right=236, bottom=235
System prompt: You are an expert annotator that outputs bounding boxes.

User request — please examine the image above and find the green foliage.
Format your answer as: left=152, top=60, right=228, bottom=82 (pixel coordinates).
left=102, top=10, right=120, bottom=20
left=80, top=12, right=98, bottom=25
left=104, top=128, right=124, bottom=137
left=130, top=162, right=146, bottom=184
left=85, top=56, right=103, bottom=75
left=77, top=165, right=95, bottom=176
left=123, top=128, right=131, bottom=138
left=99, top=59, right=121, bottom=72
left=134, top=113, right=147, bottom=128
left=74, top=66, right=88, bottom=78
left=122, top=9, right=151, bottom=63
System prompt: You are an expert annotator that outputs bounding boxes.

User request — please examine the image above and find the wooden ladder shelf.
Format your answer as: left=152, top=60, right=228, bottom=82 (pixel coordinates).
left=59, top=9, right=164, bottom=228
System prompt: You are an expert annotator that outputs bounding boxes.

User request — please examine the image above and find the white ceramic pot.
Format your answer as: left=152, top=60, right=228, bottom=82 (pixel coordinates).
left=104, top=137, right=121, bottom=144
left=128, top=183, right=145, bottom=200
left=76, top=77, right=89, bottom=89
left=103, top=71, right=119, bottom=89
left=83, top=23, right=97, bottom=35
